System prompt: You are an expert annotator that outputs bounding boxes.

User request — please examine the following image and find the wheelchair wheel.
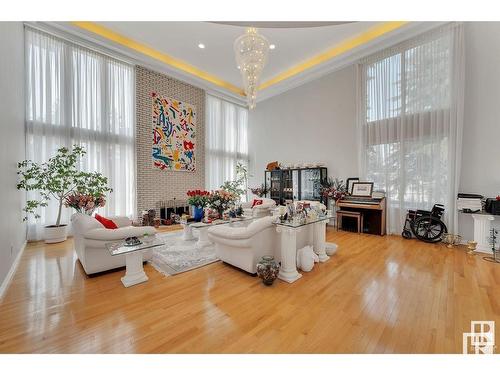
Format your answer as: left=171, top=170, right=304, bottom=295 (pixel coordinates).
left=413, top=217, right=447, bottom=243
left=402, top=229, right=412, bottom=239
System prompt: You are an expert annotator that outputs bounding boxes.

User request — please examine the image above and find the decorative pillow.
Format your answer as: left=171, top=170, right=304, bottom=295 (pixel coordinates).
left=252, top=199, right=263, bottom=208
left=94, top=214, right=118, bottom=229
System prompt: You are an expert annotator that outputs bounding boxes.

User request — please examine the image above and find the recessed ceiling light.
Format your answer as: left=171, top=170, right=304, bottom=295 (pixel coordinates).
left=269, top=44, right=276, bottom=50
left=198, top=43, right=205, bottom=49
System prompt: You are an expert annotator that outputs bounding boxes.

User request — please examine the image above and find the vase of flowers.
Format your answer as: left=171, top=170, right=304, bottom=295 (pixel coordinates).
left=207, top=190, right=237, bottom=218
left=321, top=178, right=347, bottom=202
left=320, top=178, right=347, bottom=223
left=187, top=189, right=210, bottom=222
left=64, top=193, right=106, bottom=215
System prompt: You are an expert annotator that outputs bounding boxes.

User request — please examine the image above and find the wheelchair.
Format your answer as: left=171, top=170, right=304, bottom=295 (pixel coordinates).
left=402, top=204, right=448, bottom=243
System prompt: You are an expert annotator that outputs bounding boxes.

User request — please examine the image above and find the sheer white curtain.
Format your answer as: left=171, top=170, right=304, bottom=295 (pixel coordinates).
left=205, top=95, right=248, bottom=192
left=356, top=23, right=464, bottom=234
left=25, top=27, right=136, bottom=240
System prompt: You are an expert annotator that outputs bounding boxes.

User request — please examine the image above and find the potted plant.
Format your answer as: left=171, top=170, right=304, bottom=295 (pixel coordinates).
left=186, top=190, right=210, bottom=222
left=17, top=145, right=112, bottom=243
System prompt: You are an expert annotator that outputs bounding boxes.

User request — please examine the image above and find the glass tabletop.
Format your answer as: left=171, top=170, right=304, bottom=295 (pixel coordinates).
left=187, top=216, right=254, bottom=228
left=274, top=215, right=333, bottom=228
left=106, top=237, right=165, bottom=256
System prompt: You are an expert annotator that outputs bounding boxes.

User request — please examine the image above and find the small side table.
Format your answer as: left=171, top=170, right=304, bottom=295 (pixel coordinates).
left=106, top=237, right=165, bottom=287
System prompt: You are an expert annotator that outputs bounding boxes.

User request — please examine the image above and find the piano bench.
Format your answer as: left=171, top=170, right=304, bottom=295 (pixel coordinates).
left=337, top=210, right=363, bottom=233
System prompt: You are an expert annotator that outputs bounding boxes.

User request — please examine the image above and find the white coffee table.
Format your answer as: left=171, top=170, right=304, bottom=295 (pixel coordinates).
left=106, top=237, right=165, bottom=287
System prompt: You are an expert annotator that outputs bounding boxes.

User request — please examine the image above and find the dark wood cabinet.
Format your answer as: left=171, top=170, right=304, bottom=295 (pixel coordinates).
left=264, top=167, right=327, bottom=205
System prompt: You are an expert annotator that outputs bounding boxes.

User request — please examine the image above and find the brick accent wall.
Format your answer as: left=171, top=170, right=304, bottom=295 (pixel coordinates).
left=135, top=66, right=205, bottom=217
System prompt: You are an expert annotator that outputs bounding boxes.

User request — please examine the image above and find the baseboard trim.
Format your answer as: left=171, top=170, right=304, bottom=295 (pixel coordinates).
left=0, top=240, right=27, bottom=301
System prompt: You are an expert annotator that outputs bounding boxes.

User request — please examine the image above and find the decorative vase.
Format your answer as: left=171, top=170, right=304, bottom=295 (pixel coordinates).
left=193, top=206, right=204, bottom=222
left=256, top=256, right=280, bottom=286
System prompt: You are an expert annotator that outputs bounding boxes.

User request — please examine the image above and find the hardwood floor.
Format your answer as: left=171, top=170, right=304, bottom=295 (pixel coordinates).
left=0, top=226, right=499, bottom=353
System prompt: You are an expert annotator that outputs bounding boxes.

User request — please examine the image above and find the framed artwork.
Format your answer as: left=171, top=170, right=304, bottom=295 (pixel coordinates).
left=151, top=92, right=196, bottom=172
left=351, top=182, right=374, bottom=197
left=346, top=177, right=360, bottom=195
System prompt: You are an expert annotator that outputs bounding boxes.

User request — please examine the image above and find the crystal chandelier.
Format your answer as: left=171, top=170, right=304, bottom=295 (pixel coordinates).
left=234, top=27, right=270, bottom=109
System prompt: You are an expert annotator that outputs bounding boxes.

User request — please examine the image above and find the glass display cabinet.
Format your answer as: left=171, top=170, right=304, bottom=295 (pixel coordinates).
left=264, top=167, right=327, bottom=205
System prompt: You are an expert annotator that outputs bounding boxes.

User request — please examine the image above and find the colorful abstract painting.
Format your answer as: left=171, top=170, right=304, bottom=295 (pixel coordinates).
left=151, top=92, right=196, bottom=172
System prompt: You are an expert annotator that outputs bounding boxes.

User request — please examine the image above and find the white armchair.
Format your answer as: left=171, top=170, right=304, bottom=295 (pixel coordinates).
left=71, top=213, right=157, bottom=275
left=207, top=216, right=278, bottom=274
left=241, top=197, right=277, bottom=218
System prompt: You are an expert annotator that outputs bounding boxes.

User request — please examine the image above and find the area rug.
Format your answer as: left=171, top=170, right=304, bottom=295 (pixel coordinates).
left=150, top=231, right=219, bottom=276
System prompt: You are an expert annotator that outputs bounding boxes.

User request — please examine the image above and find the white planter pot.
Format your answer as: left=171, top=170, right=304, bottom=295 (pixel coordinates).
left=44, top=225, right=68, bottom=244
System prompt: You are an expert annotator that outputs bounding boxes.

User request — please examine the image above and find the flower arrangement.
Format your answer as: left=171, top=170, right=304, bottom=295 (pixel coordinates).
left=321, top=177, right=347, bottom=202
left=250, top=184, right=269, bottom=198
left=207, top=189, right=237, bottom=216
left=186, top=189, right=210, bottom=208
left=65, top=192, right=106, bottom=215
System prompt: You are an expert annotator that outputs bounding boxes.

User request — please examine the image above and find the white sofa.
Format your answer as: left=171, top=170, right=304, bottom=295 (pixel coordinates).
left=207, top=216, right=278, bottom=274
left=241, top=197, right=277, bottom=218
left=71, top=213, right=157, bottom=275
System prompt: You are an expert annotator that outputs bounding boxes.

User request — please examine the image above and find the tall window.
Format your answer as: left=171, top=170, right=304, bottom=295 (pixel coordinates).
left=205, top=95, right=248, bottom=192
left=25, top=27, right=136, bottom=240
left=357, top=24, right=464, bottom=234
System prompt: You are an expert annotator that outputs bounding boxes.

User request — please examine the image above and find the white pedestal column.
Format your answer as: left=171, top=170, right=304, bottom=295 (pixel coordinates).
left=472, top=214, right=495, bottom=253
left=313, top=220, right=330, bottom=262
left=276, top=226, right=302, bottom=283
left=121, top=252, right=148, bottom=287
left=196, top=226, right=212, bottom=248
left=182, top=223, right=195, bottom=241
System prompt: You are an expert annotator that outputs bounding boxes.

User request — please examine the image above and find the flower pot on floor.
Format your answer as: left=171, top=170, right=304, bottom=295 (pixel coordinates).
left=44, top=225, right=68, bottom=244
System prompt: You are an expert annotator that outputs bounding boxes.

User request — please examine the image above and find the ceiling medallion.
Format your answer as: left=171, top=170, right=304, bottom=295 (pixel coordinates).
left=234, top=27, right=270, bottom=109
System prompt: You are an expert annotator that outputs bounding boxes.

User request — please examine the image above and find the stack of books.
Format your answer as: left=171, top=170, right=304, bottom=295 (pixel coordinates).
left=457, top=193, right=483, bottom=212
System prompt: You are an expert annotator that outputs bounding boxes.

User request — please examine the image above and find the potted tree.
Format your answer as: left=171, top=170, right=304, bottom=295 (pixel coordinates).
left=17, top=145, right=112, bottom=243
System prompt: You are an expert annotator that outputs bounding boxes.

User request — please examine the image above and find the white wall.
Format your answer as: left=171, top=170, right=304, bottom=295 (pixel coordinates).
left=248, top=65, right=358, bottom=188
left=0, top=22, right=26, bottom=291
left=458, top=22, right=500, bottom=240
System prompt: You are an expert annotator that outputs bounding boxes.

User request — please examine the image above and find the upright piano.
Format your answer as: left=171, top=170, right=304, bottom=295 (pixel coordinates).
left=337, top=196, right=386, bottom=235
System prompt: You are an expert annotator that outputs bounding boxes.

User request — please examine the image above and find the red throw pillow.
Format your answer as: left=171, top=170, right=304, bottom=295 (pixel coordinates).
left=95, top=214, right=118, bottom=229
left=252, top=199, right=263, bottom=208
